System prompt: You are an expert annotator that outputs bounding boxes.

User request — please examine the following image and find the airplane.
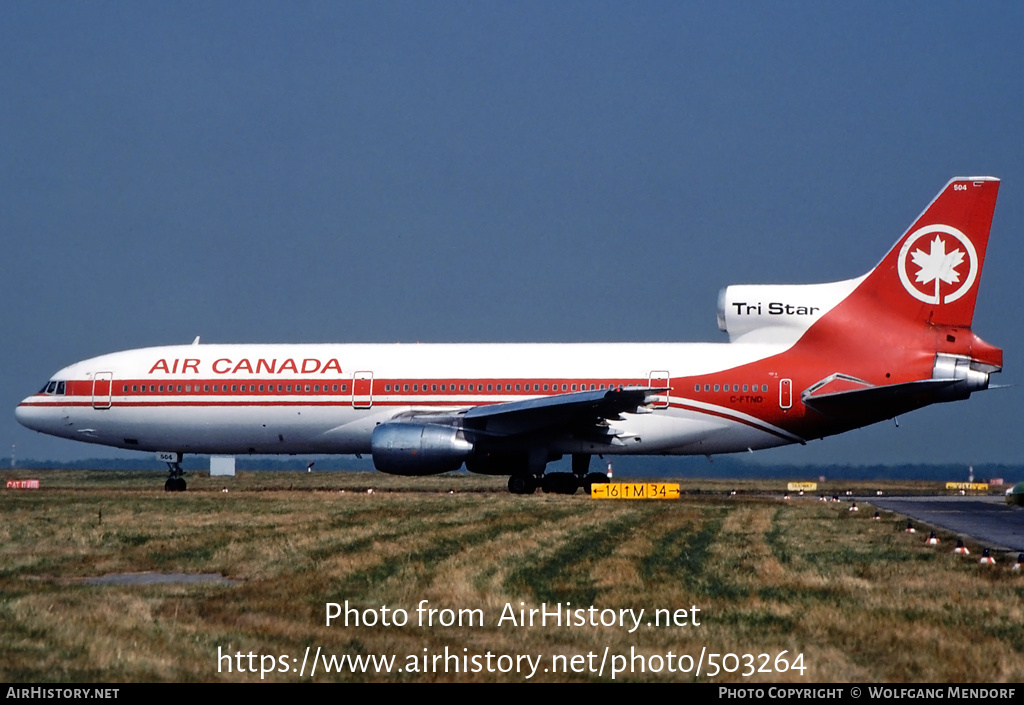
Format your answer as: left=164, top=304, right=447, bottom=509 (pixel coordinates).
left=16, top=177, right=1002, bottom=494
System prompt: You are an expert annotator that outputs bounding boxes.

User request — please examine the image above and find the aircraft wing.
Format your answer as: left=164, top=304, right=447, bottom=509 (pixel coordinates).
left=461, top=386, right=666, bottom=437
left=389, top=386, right=666, bottom=441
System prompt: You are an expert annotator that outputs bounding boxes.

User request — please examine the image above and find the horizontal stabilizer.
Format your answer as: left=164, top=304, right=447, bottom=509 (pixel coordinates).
left=802, top=378, right=959, bottom=418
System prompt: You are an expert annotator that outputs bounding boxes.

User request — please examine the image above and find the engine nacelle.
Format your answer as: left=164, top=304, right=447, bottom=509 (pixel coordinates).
left=932, top=353, right=990, bottom=401
left=371, top=423, right=474, bottom=475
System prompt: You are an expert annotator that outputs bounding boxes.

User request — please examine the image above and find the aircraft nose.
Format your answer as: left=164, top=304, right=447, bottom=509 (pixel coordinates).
left=15, top=398, right=48, bottom=433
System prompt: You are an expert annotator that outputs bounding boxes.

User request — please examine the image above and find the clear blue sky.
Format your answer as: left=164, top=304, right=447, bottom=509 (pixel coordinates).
left=3, top=2, right=1022, bottom=467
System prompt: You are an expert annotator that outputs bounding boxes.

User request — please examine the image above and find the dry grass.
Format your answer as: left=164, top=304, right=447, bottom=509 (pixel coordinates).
left=0, top=469, right=1021, bottom=682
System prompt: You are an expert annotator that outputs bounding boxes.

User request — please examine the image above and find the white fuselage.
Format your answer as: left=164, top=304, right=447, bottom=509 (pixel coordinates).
left=16, top=340, right=803, bottom=459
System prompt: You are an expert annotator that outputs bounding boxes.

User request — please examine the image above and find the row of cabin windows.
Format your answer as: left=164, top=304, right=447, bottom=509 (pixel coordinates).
left=120, top=381, right=628, bottom=394
left=123, top=383, right=349, bottom=393
left=382, top=382, right=614, bottom=393
left=695, top=383, right=769, bottom=393
left=82, top=381, right=771, bottom=397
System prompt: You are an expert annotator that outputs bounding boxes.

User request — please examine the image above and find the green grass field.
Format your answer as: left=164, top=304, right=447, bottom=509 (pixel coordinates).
left=1, top=470, right=1021, bottom=682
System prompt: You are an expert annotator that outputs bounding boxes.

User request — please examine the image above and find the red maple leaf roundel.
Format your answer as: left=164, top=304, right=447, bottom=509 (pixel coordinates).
left=910, top=235, right=966, bottom=302
left=897, top=225, right=977, bottom=305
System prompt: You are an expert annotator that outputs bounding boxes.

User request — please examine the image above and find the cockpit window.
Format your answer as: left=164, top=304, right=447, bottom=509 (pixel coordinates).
left=40, top=380, right=66, bottom=395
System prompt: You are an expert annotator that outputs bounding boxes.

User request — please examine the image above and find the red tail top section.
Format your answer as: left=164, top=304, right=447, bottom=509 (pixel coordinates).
left=855, top=177, right=1000, bottom=328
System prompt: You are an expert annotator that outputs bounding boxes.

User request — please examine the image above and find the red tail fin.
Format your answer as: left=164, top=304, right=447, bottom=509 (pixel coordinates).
left=857, top=177, right=999, bottom=328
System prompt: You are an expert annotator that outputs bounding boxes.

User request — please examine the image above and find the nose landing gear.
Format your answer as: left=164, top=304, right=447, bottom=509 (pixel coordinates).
left=163, top=455, right=187, bottom=492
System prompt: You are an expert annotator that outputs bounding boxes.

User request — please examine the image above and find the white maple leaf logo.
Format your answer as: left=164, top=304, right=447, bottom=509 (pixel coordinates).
left=910, top=235, right=965, bottom=302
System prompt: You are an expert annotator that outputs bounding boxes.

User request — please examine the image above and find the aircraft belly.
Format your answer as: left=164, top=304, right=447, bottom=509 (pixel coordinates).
left=65, top=404, right=368, bottom=455
left=572, top=406, right=794, bottom=456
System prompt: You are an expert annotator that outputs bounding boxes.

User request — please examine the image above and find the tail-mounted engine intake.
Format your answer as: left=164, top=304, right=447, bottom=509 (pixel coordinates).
left=371, top=422, right=474, bottom=475
left=932, top=353, right=991, bottom=401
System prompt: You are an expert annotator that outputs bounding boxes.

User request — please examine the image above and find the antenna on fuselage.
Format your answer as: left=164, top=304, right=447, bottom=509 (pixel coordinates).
left=191, top=336, right=200, bottom=345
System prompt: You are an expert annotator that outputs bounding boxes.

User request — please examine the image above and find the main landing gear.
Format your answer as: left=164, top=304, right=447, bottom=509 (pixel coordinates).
left=508, top=474, right=537, bottom=495
left=164, top=458, right=187, bottom=492
left=507, top=454, right=610, bottom=496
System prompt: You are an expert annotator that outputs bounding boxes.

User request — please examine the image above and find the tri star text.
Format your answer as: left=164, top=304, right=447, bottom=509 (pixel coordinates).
left=732, top=302, right=820, bottom=316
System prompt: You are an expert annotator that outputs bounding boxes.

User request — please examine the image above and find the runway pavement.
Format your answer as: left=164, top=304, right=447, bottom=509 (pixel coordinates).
left=866, top=495, right=1024, bottom=554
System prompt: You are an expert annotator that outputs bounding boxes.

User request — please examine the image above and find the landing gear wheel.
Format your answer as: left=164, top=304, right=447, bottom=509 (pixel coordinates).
left=508, top=474, right=537, bottom=495
left=541, top=472, right=579, bottom=495
left=164, top=476, right=187, bottom=492
left=164, top=458, right=187, bottom=492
